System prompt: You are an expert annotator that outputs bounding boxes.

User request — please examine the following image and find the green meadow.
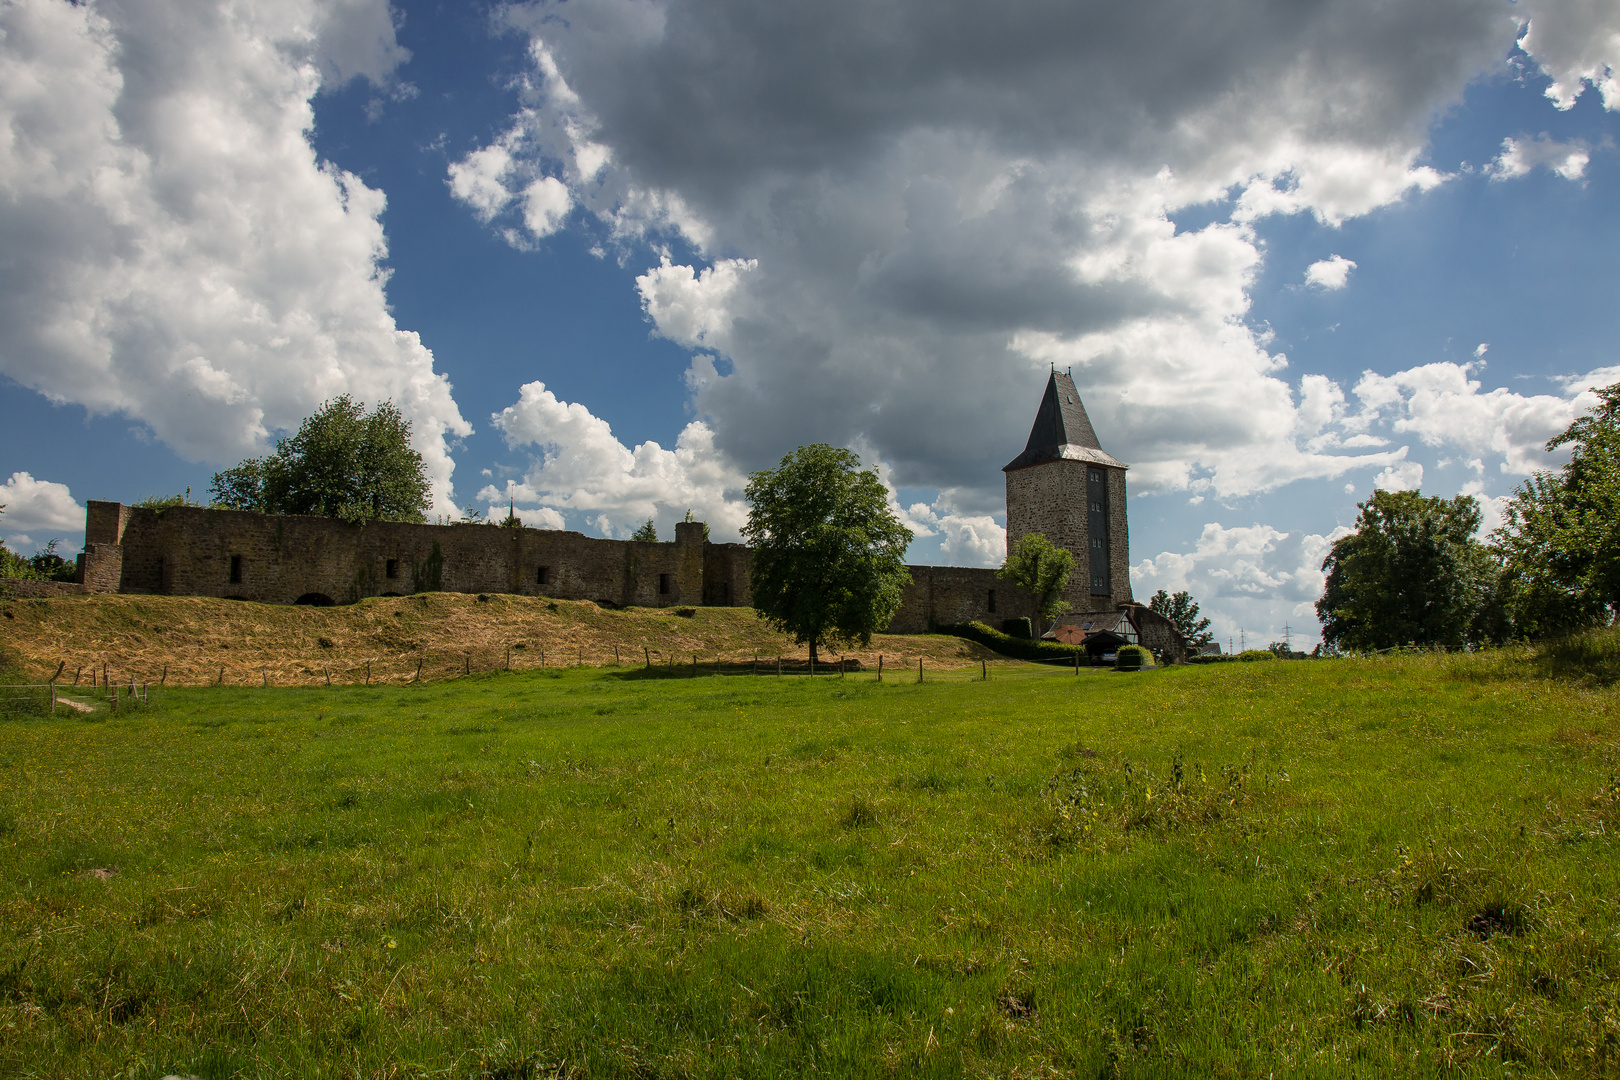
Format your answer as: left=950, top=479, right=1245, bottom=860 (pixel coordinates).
left=1, top=654, right=1617, bottom=1078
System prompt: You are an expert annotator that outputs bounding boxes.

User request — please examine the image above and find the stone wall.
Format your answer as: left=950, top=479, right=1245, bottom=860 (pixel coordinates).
left=79, top=502, right=716, bottom=609
left=72, top=501, right=1083, bottom=637
left=1004, top=460, right=1132, bottom=615
left=1126, top=604, right=1191, bottom=663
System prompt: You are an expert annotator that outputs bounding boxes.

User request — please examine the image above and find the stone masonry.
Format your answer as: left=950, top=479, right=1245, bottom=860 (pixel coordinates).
left=70, top=371, right=1180, bottom=649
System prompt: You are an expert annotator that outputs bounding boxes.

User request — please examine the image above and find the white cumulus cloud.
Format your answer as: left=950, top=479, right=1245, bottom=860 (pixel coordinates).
left=448, top=0, right=1596, bottom=510
left=484, top=381, right=749, bottom=539
left=1304, top=255, right=1357, bottom=290
left=1487, top=134, right=1592, bottom=180
left=1133, top=522, right=1352, bottom=650
left=0, top=472, right=86, bottom=554
left=0, top=0, right=471, bottom=515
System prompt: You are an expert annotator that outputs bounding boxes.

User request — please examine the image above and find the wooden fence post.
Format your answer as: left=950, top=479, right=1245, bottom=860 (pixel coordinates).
left=982, top=659, right=987, bottom=681
left=50, top=681, right=56, bottom=717
left=918, top=658, right=923, bottom=684
left=615, top=645, right=620, bottom=665
left=160, top=664, right=167, bottom=686
left=506, top=646, right=511, bottom=671
left=111, top=686, right=118, bottom=715
left=325, top=666, right=332, bottom=686
left=365, top=661, right=371, bottom=686
left=644, top=647, right=651, bottom=670
left=878, top=655, right=883, bottom=682
left=414, top=660, right=422, bottom=683
left=464, top=654, right=470, bottom=676
left=217, top=665, right=225, bottom=686
left=262, top=668, right=268, bottom=687
left=777, top=656, right=782, bottom=677
left=52, top=661, right=64, bottom=683
left=73, top=665, right=82, bottom=686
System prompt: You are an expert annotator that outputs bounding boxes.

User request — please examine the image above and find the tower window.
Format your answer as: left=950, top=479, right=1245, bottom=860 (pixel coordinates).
left=987, top=589, right=997, bottom=613
left=385, top=558, right=398, bottom=579
left=536, top=566, right=550, bottom=586
left=659, top=573, right=671, bottom=595
left=229, top=554, right=242, bottom=584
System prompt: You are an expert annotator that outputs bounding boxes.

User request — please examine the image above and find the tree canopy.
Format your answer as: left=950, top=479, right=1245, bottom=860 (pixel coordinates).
left=998, top=533, right=1074, bottom=622
left=1149, top=589, right=1213, bottom=645
left=631, top=519, right=658, bottom=543
left=1316, top=488, right=1496, bottom=651
left=742, top=445, right=913, bottom=662
left=209, top=396, right=431, bottom=524
left=1492, top=382, right=1620, bottom=637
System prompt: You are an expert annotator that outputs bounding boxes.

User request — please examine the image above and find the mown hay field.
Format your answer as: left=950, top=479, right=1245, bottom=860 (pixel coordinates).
left=0, top=593, right=1000, bottom=687
left=0, top=650, right=1617, bottom=1077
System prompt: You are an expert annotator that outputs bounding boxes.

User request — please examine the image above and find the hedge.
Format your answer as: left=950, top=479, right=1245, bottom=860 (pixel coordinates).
left=935, top=621, right=1086, bottom=662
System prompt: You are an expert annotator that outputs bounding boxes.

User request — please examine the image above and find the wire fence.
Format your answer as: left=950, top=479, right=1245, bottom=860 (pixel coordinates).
left=9, top=646, right=1132, bottom=698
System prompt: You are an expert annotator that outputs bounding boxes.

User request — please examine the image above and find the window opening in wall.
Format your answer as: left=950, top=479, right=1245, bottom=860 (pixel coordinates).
left=229, top=554, right=242, bottom=584
left=536, top=566, right=550, bottom=586
left=987, top=588, right=997, bottom=613
left=659, top=573, right=671, bottom=595
left=721, top=581, right=731, bottom=604
left=385, top=558, right=398, bottom=579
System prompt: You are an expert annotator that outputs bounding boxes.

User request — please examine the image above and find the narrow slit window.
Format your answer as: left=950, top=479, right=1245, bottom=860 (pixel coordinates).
left=659, top=573, right=671, bottom=595
left=536, top=566, right=550, bottom=586
left=229, top=554, right=242, bottom=584
left=987, top=589, right=997, bottom=613
left=385, top=558, right=398, bottom=579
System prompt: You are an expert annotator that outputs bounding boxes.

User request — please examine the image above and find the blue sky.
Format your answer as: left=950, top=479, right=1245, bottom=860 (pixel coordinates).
left=1, top=0, right=1617, bottom=649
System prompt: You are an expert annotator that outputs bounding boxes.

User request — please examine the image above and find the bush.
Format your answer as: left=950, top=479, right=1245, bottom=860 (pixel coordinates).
left=937, top=621, right=1084, bottom=663
left=1001, top=617, right=1033, bottom=639
left=1115, top=644, right=1153, bottom=670
left=1236, top=650, right=1277, bottom=662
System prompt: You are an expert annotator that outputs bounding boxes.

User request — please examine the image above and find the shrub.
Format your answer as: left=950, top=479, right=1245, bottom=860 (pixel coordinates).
left=936, top=621, right=1084, bottom=663
left=1236, top=650, right=1277, bottom=662
left=1001, top=617, right=1033, bottom=639
left=1115, top=644, right=1152, bottom=670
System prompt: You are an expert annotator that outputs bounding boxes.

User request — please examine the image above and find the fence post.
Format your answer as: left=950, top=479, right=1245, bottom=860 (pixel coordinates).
left=414, top=660, right=422, bottom=683
left=325, top=666, right=332, bottom=685
left=52, top=661, right=64, bottom=683
left=840, top=657, right=845, bottom=679
left=50, top=681, right=57, bottom=717
left=73, top=665, right=82, bottom=686
left=692, top=653, right=698, bottom=678
left=365, top=661, right=371, bottom=686
left=645, top=647, right=651, bottom=670
left=777, top=656, right=782, bottom=677
left=506, top=646, right=511, bottom=671
left=982, top=659, right=987, bottom=681
left=615, top=645, right=621, bottom=666
left=160, top=664, right=167, bottom=686
left=217, top=665, right=225, bottom=686
left=464, top=654, right=471, bottom=676
left=262, top=668, right=268, bottom=687
left=1075, top=649, right=1080, bottom=675
left=918, top=658, right=923, bottom=684
left=111, top=685, right=118, bottom=715
left=878, top=655, right=883, bottom=682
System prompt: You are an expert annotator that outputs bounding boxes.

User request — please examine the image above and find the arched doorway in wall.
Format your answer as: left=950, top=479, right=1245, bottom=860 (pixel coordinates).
left=294, top=593, right=335, bottom=607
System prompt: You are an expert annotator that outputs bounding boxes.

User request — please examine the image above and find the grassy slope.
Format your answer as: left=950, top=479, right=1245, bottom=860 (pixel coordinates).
left=0, top=655, right=1617, bottom=1077
left=0, top=593, right=999, bottom=686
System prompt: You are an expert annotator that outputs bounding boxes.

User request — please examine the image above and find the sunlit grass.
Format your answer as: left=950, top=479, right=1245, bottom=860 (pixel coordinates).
left=1, top=654, right=1616, bottom=1077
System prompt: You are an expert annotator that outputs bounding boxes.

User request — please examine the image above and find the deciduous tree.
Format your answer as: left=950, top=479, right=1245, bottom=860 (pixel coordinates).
left=1148, top=589, right=1213, bottom=646
left=209, top=396, right=431, bottom=524
left=998, top=532, right=1074, bottom=623
left=743, top=445, right=912, bottom=663
left=1316, top=488, right=1495, bottom=651
left=1493, top=383, right=1620, bottom=637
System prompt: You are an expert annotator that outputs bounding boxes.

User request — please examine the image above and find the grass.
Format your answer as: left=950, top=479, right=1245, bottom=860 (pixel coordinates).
left=0, top=593, right=1001, bottom=687
left=0, top=649, right=1617, bottom=1077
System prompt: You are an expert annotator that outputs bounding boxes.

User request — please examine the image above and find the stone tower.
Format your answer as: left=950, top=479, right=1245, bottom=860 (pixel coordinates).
left=1003, top=371, right=1132, bottom=615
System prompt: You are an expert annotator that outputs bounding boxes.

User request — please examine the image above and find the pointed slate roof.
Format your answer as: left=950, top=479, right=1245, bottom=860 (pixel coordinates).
left=1003, top=371, right=1127, bottom=472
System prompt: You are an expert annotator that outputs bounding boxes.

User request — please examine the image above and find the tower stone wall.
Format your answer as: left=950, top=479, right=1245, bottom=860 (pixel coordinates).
left=1004, top=460, right=1131, bottom=615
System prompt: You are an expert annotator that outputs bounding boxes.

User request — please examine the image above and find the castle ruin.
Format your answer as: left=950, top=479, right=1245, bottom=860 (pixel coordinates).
left=62, top=372, right=1184, bottom=654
